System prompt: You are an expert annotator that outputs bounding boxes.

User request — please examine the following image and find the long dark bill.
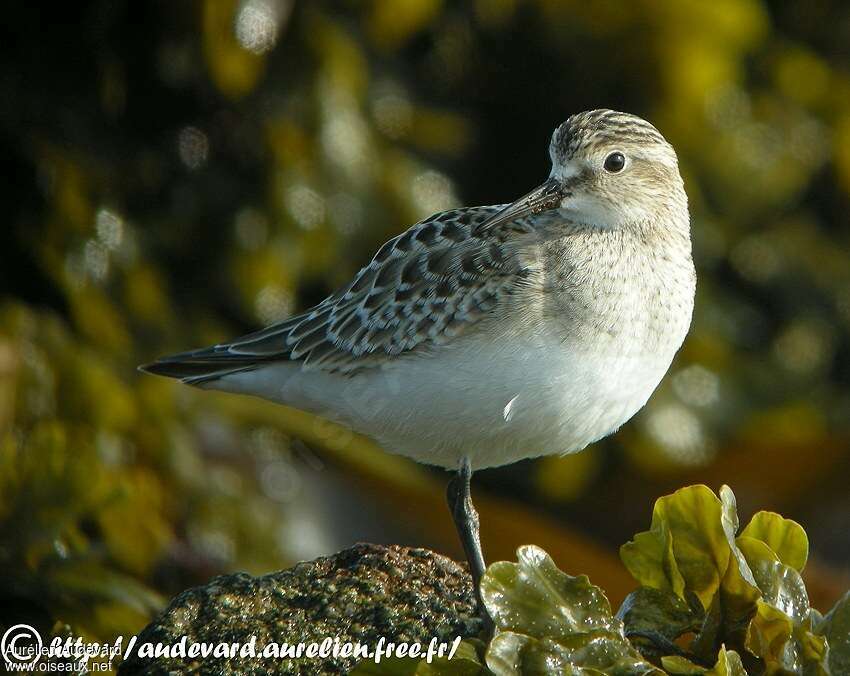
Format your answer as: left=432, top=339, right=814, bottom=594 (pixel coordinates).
left=477, top=177, right=565, bottom=233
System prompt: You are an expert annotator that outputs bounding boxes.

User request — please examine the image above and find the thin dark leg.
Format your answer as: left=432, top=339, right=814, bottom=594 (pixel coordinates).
left=447, top=457, right=493, bottom=634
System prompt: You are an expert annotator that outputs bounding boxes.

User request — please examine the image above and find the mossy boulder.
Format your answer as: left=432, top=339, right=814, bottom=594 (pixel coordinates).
left=118, top=543, right=484, bottom=675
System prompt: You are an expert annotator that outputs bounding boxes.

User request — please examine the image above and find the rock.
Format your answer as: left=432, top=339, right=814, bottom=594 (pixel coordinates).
left=118, top=543, right=484, bottom=675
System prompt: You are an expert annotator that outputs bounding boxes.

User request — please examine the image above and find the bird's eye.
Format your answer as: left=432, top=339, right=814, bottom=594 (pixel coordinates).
left=603, top=151, right=626, bottom=173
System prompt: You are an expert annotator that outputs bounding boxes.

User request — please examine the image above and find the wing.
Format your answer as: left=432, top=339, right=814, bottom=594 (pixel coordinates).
left=142, top=205, right=535, bottom=383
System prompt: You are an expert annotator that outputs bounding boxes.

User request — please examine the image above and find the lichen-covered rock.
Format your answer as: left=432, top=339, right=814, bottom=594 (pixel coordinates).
left=118, top=543, right=483, bottom=675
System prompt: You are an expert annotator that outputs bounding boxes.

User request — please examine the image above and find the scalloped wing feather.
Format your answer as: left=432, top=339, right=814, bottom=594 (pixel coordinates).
left=143, top=205, right=536, bottom=381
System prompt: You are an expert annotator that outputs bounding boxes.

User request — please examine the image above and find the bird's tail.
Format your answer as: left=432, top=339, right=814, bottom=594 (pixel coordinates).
left=141, top=314, right=303, bottom=387
left=139, top=348, right=265, bottom=387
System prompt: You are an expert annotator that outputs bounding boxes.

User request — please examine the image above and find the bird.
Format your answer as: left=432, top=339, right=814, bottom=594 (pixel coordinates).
left=141, top=109, right=696, bottom=625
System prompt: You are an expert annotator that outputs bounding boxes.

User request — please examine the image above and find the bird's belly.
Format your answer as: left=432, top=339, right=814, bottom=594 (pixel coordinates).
left=304, top=333, right=678, bottom=470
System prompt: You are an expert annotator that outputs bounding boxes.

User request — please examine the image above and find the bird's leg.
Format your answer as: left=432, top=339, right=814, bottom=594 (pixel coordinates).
left=446, top=457, right=493, bottom=634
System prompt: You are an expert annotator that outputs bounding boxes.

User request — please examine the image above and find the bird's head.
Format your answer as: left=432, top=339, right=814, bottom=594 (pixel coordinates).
left=483, top=109, right=688, bottom=233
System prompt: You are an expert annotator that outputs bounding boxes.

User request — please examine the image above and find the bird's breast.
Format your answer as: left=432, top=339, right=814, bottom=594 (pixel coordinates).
left=529, top=230, right=696, bottom=360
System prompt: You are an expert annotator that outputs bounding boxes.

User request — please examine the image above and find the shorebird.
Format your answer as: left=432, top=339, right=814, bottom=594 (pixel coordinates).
left=141, top=109, right=695, bottom=622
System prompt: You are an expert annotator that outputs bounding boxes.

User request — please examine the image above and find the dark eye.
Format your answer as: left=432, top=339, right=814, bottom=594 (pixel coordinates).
left=603, top=151, right=626, bottom=173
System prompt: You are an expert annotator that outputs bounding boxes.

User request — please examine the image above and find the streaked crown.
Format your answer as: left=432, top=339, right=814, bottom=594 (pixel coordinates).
left=551, top=109, right=675, bottom=166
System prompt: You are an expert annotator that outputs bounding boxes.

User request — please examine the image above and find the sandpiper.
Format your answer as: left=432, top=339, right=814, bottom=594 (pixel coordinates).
left=142, top=109, right=695, bottom=621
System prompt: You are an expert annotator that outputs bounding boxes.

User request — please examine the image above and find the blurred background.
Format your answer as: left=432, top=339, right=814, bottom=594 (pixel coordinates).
left=2, top=0, right=850, bottom=649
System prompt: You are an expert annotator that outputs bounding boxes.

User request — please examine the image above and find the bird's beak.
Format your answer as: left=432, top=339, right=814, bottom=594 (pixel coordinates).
left=477, top=177, right=565, bottom=232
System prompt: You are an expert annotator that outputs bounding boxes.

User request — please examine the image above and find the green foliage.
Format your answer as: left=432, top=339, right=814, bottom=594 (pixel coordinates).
left=357, top=486, right=850, bottom=675
left=616, top=485, right=842, bottom=674
left=0, top=305, right=168, bottom=638
left=0, top=302, right=303, bottom=641
left=818, top=592, right=850, bottom=675
left=662, top=648, right=748, bottom=675
left=482, top=546, right=659, bottom=675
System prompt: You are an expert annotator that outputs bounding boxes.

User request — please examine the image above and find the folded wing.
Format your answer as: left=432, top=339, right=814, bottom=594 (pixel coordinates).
left=140, top=205, right=534, bottom=385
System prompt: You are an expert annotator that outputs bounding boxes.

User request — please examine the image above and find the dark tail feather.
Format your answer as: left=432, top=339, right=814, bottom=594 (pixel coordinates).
left=139, top=350, right=262, bottom=386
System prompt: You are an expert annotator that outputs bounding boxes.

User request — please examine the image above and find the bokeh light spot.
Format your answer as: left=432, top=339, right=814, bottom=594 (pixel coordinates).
left=645, top=404, right=714, bottom=467
left=95, top=208, right=124, bottom=250
left=672, top=364, right=720, bottom=407
left=255, top=284, right=293, bottom=324
left=773, top=319, right=834, bottom=375
left=411, top=170, right=458, bottom=216
left=284, top=184, right=325, bottom=230
left=177, top=126, right=210, bottom=169
left=234, top=0, right=291, bottom=55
